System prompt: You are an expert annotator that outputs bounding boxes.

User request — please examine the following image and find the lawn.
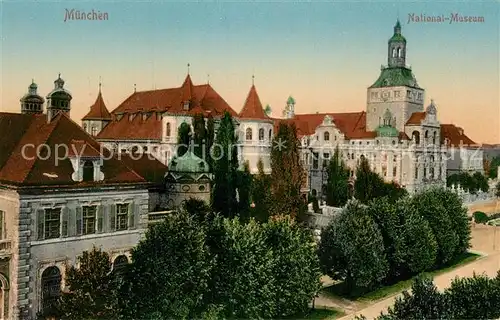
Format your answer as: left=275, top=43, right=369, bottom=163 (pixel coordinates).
left=322, top=251, right=481, bottom=302
left=287, top=307, right=345, bottom=320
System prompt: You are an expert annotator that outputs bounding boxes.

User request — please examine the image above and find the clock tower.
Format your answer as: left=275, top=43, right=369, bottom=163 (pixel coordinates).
left=366, top=20, right=425, bottom=132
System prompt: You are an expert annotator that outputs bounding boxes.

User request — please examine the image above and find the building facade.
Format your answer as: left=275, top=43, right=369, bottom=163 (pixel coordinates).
left=81, top=21, right=482, bottom=199
left=0, top=76, right=165, bottom=318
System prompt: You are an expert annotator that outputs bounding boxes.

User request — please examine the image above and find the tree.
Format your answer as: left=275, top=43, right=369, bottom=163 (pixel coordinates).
left=496, top=181, right=500, bottom=198
left=472, top=171, right=489, bottom=192
left=50, top=246, right=119, bottom=320
left=118, top=211, right=215, bottom=319
left=206, top=115, right=215, bottom=171
left=251, top=158, right=272, bottom=222
left=236, top=161, right=252, bottom=221
left=208, top=217, right=275, bottom=319
left=211, top=111, right=239, bottom=218
left=177, top=122, right=192, bottom=157
left=318, top=200, right=388, bottom=293
left=379, top=276, right=449, bottom=320
left=445, top=272, right=500, bottom=319
left=325, top=146, right=350, bottom=207
left=410, top=188, right=461, bottom=266
left=193, top=113, right=207, bottom=159
left=263, top=216, right=322, bottom=317
left=270, top=122, right=306, bottom=218
left=353, top=157, right=385, bottom=204
left=366, top=198, right=437, bottom=280
left=488, top=156, right=500, bottom=179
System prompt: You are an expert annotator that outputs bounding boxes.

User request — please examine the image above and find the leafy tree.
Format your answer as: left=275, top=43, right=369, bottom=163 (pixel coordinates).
left=211, top=111, right=239, bottom=218
left=410, top=188, right=461, bottom=266
left=353, top=157, right=387, bottom=204
left=236, top=161, right=252, bottom=221
left=318, top=200, right=388, bottom=293
left=206, top=115, right=215, bottom=171
left=251, top=158, right=272, bottom=222
left=488, top=156, right=500, bottom=179
left=379, top=276, right=449, bottom=320
left=445, top=272, right=500, bottom=319
left=208, top=217, right=275, bottom=319
left=366, top=198, right=437, bottom=280
left=192, top=113, right=207, bottom=159
left=325, top=146, right=350, bottom=207
left=270, top=122, right=306, bottom=218
left=263, top=215, right=322, bottom=317
left=382, top=182, right=409, bottom=203
left=52, top=246, right=118, bottom=320
left=472, top=171, right=489, bottom=192
left=177, top=122, right=192, bottom=157
left=118, top=211, right=215, bottom=319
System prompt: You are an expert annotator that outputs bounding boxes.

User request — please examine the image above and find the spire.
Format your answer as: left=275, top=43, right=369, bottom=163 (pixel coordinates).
left=181, top=73, right=194, bottom=102
left=394, top=19, right=401, bottom=34
left=187, top=63, right=190, bottom=75
left=252, top=74, right=255, bottom=86
left=82, top=86, right=112, bottom=121
left=134, top=83, right=137, bottom=93
left=98, top=76, right=102, bottom=93
left=207, top=73, right=210, bottom=85
left=54, top=73, right=65, bottom=89
left=239, top=83, right=268, bottom=120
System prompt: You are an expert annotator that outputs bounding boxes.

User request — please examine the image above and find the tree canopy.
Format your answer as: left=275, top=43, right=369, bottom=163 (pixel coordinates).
left=325, top=146, right=350, bottom=207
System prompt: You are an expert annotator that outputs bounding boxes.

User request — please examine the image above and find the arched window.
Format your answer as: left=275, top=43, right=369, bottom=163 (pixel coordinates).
left=397, top=47, right=402, bottom=58
left=424, top=130, right=429, bottom=141
left=392, top=48, right=397, bottom=57
left=258, top=128, right=264, bottom=141
left=324, top=132, right=330, bottom=141
left=268, top=129, right=272, bottom=141
left=246, top=128, right=253, bottom=141
left=41, top=266, right=62, bottom=313
left=432, top=132, right=437, bottom=145
left=91, top=126, right=97, bottom=136
left=412, top=131, right=420, bottom=145
left=113, top=255, right=129, bottom=274
left=82, top=161, right=94, bottom=182
left=166, top=123, right=171, bottom=137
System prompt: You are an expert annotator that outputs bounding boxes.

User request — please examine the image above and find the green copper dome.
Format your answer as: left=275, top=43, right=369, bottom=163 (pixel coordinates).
left=370, top=67, right=420, bottom=88
left=287, top=96, right=295, bottom=105
left=376, top=125, right=399, bottom=137
left=168, top=150, right=209, bottom=173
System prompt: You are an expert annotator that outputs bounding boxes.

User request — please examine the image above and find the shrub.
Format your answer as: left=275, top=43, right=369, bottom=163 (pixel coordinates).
left=473, top=211, right=489, bottom=224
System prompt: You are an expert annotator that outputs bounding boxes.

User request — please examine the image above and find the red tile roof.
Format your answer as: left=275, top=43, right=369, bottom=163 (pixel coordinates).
left=98, top=76, right=237, bottom=140
left=120, top=152, right=168, bottom=184
left=274, top=112, right=371, bottom=139
left=440, top=124, right=477, bottom=147
left=82, top=91, right=112, bottom=120
left=97, top=113, right=162, bottom=141
left=0, top=112, right=158, bottom=187
left=239, top=85, right=269, bottom=120
left=406, top=112, right=426, bottom=125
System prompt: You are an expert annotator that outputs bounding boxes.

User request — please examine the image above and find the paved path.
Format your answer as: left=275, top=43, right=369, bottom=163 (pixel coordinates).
left=334, top=224, right=500, bottom=319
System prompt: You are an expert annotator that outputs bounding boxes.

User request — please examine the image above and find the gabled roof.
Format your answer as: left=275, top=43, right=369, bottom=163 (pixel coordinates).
left=120, top=152, right=168, bottom=184
left=82, top=91, right=112, bottom=120
left=406, top=112, right=426, bottom=125
left=440, top=124, right=477, bottom=147
left=110, top=76, right=237, bottom=117
left=0, top=112, right=150, bottom=187
left=239, top=85, right=269, bottom=120
left=276, top=112, right=369, bottom=139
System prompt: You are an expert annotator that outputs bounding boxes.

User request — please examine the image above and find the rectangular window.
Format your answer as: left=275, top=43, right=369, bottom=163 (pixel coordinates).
left=407, top=90, right=412, bottom=99
left=393, top=167, right=397, bottom=177
left=44, top=208, right=61, bottom=239
left=116, top=204, right=129, bottom=231
left=82, top=206, right=97, bottom=235
left=312, top=153, right=319, bottom=169
left=394, top=91, right=401, bottom=98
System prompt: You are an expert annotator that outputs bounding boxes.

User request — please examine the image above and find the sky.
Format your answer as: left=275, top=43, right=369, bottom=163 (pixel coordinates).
left=1, top=0, right=499, bottom=143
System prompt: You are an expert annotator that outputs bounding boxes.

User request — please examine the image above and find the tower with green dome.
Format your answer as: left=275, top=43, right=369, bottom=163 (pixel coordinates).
left=366, top=20, right=425, bottom=132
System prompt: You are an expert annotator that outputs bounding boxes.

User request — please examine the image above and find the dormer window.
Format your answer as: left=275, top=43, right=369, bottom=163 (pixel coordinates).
left=324, top=132, right=330, bottom=141
left=82, top=161, right=94, bottom=182
left=183, top=101, right=190, bottom=110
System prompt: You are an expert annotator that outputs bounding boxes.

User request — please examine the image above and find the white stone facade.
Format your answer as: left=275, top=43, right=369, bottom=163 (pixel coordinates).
left=0, top=186, right=149, bottom=319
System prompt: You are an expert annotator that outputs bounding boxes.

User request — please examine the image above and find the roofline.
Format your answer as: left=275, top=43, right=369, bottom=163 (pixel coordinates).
left=0, top=181, right=153, bottom=192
